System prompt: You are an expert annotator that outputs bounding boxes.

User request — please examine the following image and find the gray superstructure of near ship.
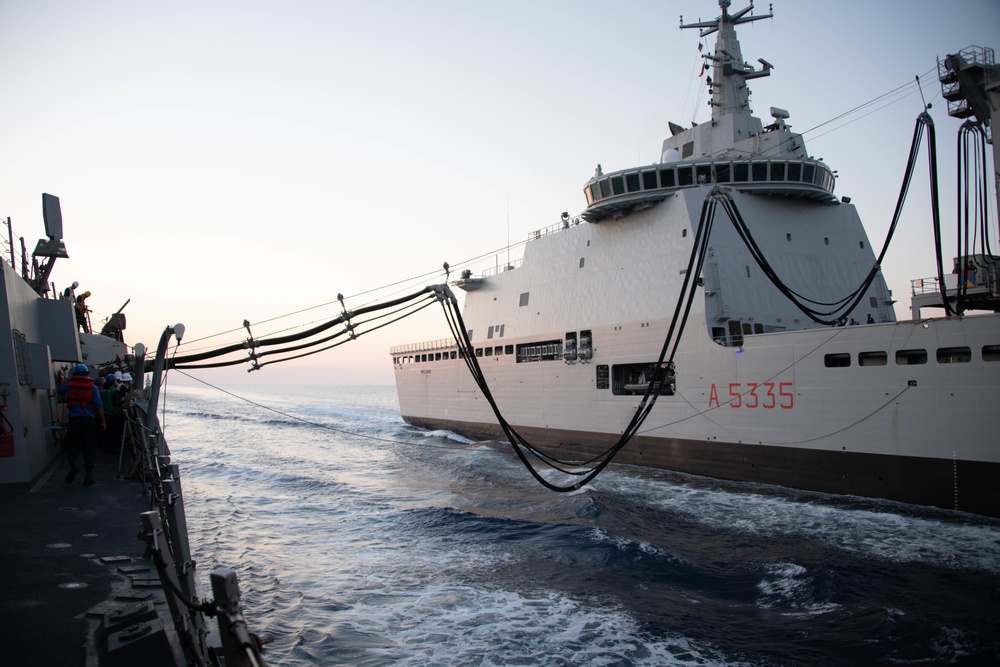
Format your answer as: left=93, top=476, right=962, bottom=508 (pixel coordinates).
left=1, top=196, right=269, bottom=665
left=391, top=0, right=1000, bottom=517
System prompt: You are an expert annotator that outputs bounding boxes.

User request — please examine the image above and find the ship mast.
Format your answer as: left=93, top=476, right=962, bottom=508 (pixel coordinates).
left=680, top=0, right=773, bottom=122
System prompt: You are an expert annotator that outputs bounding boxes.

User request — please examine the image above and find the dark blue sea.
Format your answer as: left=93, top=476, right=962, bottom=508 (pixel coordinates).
left=159, top=383, right=1000, bottom=666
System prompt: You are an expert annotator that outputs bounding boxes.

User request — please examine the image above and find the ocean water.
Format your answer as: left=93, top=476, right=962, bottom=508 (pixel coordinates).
left=158, top=383, right=1000, bottom=666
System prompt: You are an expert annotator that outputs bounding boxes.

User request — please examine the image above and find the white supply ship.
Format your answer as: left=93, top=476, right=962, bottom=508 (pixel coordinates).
left=391, top=0, right=1000, bottom=516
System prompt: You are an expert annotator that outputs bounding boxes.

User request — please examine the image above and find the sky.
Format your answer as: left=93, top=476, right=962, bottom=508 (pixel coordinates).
left=2, top=0, right=998, bottom=386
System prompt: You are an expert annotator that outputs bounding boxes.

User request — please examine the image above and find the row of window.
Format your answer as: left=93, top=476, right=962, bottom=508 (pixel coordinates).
left=395, top=331, right=598, bottom=366
left=393, top=345, right=519, bottom=365
left=584, top=159, right=835, bottom=207
left=824, top=345, right=1000, bottom=368
left=396, top=343, right=999, bottom=377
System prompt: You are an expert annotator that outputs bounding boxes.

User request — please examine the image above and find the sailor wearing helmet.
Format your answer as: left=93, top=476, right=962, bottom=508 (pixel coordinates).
left=57, top=364, right=106, bottom=485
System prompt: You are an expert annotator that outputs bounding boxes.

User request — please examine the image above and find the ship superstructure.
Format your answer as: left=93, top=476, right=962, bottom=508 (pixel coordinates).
left=391, top=1, right=1000, bottom=516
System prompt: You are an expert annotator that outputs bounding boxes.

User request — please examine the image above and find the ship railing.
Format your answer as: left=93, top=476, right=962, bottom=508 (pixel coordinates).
left=1, top=214, right=14, bottom=268
left=911, top=276, right=944, bottom=295
left=528, top=215, right=584, bottom=243
left=1, top=214, right=31, bottom=282
left=391, top=337, right=456, bottom=355
left=131, top=402, right=270, bottom=666
left=452, top=215, right=579, bottom=284
left=912, top=269, right=993, bottom=296
left=480, top=257, right=523, bottom=278
left=129, top=331, right=270, bottom=666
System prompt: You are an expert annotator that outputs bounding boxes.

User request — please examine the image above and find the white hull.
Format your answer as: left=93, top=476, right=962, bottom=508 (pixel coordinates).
left=392, top=187, right=1000, bottom=515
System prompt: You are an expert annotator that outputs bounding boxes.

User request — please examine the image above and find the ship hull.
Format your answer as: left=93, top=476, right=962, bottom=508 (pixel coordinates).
left=403, top=415, right=999, bottom=516
left=395, top=315, right=1000, bottom=516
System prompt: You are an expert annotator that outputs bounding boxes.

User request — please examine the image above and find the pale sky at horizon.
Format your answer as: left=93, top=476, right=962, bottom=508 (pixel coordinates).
left=2, top=0, right=998, bottom=386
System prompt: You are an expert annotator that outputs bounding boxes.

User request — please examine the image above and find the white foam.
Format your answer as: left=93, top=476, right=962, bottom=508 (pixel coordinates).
left=756, top=562, right=840, bottom=616
left=340, top=585, right=748, bottom=667
left=600, top=471, right=1000, bottom=574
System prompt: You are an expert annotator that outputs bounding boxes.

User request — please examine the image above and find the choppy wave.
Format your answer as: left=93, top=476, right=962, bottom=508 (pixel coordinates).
left=161, top=384, right=1000, bottom=666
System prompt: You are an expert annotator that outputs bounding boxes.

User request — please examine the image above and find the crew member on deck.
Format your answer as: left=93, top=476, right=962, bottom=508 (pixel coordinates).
left=75, top=291, right=91, bottom=333
left=58, top=364, right=106, bottom=486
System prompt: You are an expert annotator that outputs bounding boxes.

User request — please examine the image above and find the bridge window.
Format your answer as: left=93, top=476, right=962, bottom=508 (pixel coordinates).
left=642, top=171, right=658, bottom=190
left=626, top=172, right=641, bottom=192
left=803, top=164, right=815, bottom=183
left=677, top=167, right=693, bottom=186
left=752, top=162, right=768, bottom=181
left=734, top=163, right=749, bottom=182
left=771, top=162, right=785, bottom=181
left=659, top=169, right=675, bottom=187
left=788, top=162, right=802, bottom=181
left=611, top=176, right=625, bottom=195
left=696, top=165, right=712, bottom=184
left=599, top=179, right=611, bottom=198
left=715, top=163, right=731, bottom=182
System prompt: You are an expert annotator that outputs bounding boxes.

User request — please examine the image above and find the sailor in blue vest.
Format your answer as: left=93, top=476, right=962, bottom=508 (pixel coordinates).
left=58, top=364, right=107, bottom=485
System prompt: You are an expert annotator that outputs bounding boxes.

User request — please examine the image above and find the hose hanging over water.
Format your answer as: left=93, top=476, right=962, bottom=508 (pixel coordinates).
left=151, top=110, right=963, bottom=491
left=955, top=121, right=995, bottom=315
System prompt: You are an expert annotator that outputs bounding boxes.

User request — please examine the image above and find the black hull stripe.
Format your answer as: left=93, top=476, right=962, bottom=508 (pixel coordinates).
left=402, top=415, right=1000, bottom=517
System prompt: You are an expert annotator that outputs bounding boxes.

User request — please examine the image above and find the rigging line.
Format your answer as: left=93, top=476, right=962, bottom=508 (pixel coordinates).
left=708, top=70, right=934, bottom=164
left=166, top=287, right=438, bottom=367
left=174, top=286, right=437, bottom=357
left=170, top=369, right=478, bottom=452
left=256, top=294, right=435, bottom=361
left=173, top=295, right=438, bottom=370
left=734, top=69, right=940, bottom=166
left=254, top=296, right=440, bottom=369
left=179, top=239, right=531, bottom=348
left=800, top=67, right=936, bottom=139
left=806, top=87, right=926, bottom=145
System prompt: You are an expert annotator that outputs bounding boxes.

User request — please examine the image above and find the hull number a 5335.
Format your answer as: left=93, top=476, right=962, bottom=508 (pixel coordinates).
left=708, top=382, right=794, bottom=409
